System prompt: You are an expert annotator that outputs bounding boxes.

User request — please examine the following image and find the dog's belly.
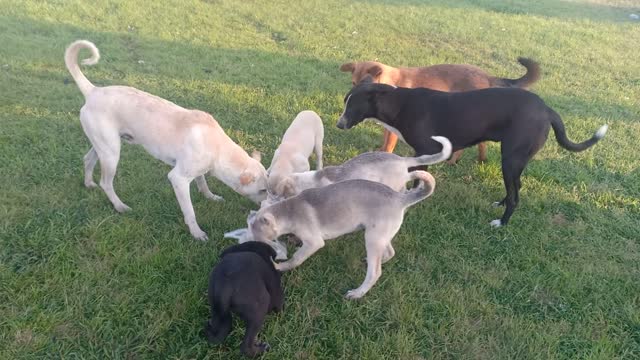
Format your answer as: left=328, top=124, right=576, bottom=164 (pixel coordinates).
left=136, top=140, right=177, bottom=166
left=321, top=223, right=364, bottom=240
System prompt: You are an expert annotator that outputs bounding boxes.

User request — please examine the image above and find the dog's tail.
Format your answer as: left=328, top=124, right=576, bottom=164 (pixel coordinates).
left=64, top=40, right=100, bottom=97
left=402, top=171, right=436, bottom=207
left=490, top=57, right=540, bottom=89
left=548, top=109, right=608, bottom=152
left=404, top=136, right=452, bottom=167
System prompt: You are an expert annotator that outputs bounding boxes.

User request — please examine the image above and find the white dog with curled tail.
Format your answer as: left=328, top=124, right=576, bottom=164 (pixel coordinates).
left=64, top=40, right=268, bottom=240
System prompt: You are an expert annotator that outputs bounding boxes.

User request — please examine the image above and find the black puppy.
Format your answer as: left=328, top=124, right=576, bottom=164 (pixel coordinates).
left=205, top=241, right=284, bottom=357
left=336, top=76, right=607, bottom=227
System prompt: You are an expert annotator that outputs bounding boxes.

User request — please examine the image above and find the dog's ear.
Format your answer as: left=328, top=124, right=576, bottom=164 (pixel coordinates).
left=360, top=74, right=375, bottom=84
left=220, top=241, right=276, bottom=261
left=257, top=241, right=278, bottom=262
left=276, top=177, right=296, bottom=197
left=239, top=171, right=255, bottom=186
left=340, top=62, right=355, bottom=73
left=251, top=150, right=262, bottom=162
left=259, top=212, right=276, bottom=227
left=366, top=64, right=383, bottom=78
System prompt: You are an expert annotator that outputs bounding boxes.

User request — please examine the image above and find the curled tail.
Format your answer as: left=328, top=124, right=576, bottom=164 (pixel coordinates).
left=549, top=109, right=607, bottom=152
left=404, top=136, right=452, bottom=167
left=64, top=40, right=100, bottom=97
left=490, top=57, right=540, bottom=89
left=402, top=171, right=436, bottom=207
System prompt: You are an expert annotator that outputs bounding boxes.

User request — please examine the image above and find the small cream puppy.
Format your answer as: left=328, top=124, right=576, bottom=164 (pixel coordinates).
left=64, top=40, right=268, bottom=240
left=268, top=110, right=324, bottom=196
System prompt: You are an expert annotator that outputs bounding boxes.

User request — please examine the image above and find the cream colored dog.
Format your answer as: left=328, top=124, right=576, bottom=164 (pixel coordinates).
left=268, top=110, right=324, bottom=196
left=64, top=40, right=268, bottom=241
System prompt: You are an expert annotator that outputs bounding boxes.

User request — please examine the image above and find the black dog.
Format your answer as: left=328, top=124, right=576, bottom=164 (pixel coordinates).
left=205, top=241, right=284, bottom=357
left=336, top=76, right=607, bottom=227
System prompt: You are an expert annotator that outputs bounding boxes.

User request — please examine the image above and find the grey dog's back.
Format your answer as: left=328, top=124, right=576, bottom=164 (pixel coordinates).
left=290, top=180, right=405, bottom=230
left=316, top=152, right=403, bottom=182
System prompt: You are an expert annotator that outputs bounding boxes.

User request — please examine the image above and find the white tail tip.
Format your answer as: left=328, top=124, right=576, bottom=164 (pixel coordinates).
left=595, top=124, right=608, bottom=139
left=431, top=136, right=452, bottom=158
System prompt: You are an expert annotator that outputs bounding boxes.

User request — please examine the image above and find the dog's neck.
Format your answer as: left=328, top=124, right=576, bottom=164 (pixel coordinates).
left=212, top=148, right=259, bottom=191
left=364, top=88, right=405, bottom=141
left=291, top=171, right=320, bottom=192
left=369, top=86, right=401, bottom=126
left=267, top=204, right=295, bottom=236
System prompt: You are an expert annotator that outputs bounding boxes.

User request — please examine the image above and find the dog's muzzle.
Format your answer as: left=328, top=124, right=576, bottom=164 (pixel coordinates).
left=336, top=116, right=348, bottom=129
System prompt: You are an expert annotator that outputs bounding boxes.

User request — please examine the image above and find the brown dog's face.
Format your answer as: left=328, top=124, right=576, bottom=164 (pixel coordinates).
left=340, top=61, right=384, bottom=86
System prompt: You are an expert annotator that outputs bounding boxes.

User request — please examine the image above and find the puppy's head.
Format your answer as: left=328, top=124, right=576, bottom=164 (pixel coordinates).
left=272, top=176, right=297, bottom=198
left=238, top=151, right=268, bottom=203
left=336, top=76, right=396, bottom=130
left=260, top=190, right=286, bottom=208
left=248, top=210, right=278, bottom=243
left=220, top=241, right=277, bottom=265
left=340, top=61, right=384, bottom=86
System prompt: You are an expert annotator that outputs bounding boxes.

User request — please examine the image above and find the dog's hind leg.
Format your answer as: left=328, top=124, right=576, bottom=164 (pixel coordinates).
left=91, top=136, right=131, bottom=213
left=447, top=149, right=464, bottom=165
left=491, top=154, right=528, bottom=227
left=477, top=142, right=488, bottom=163
left=205, top=311, right=232, bottom=344
left=240, top=308, right=270, bottom=357
left=168, top=168, right=207, bottom=240
left=382, top=244, right=395, bottom=264
left=83, top=147, right=99, bottom=188
left=346, top=221, right=401, bottom=299
left=195, top=175, right=223, bottom=201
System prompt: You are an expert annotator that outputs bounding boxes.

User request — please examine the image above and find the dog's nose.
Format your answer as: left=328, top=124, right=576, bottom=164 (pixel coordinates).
left=336, top=122, right=344, bottom=129
left=336, top=117, right=346, bottom=129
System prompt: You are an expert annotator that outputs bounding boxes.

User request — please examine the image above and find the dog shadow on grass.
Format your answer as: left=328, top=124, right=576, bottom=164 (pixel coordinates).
left=1, top=14, right=371, bottom=165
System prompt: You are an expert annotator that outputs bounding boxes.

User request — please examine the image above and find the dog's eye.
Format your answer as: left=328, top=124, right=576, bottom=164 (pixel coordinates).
left=259, top=189, right=267, bottom=194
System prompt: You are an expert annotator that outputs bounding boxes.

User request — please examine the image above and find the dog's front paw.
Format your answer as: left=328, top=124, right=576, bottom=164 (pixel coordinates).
left=273, top=262, right=285, bottom=271
left=274, top=261, right=292, bottom=272
left=489, top=219, right=502, bottom=228
left=115, top=204, right=132, bottom=213
left=85, top=181, right=98, bottom=189
left=206, top=194, right=224, bottom=202
left=345, top=289, right=364, bottom=300
left=256, top=341, right=270, bottom=352
left=191, top=230, right=209, bottom=241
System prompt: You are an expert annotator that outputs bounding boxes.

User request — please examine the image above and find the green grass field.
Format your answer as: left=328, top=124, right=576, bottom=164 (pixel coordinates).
left=1, top=0, right=639, bottom=358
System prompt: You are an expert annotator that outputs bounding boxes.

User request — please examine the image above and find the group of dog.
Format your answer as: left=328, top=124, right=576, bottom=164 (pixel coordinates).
left=63, top=40, right=608, bottom=356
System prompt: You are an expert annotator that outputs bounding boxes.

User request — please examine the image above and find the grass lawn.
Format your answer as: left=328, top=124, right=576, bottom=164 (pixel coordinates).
left=1, top=0, right=639, bottom=358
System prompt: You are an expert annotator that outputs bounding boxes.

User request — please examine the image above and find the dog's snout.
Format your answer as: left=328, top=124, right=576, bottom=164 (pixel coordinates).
left=336, top=117, right=347, bottom=129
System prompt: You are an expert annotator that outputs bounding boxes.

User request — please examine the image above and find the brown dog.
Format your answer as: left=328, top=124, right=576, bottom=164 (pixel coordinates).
left=340, top=58, right=540, bottom=163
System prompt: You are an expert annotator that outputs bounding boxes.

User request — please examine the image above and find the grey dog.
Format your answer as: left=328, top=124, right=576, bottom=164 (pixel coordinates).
left=260, top=136, right=451, bottom=206
left=248, top=170, right=436, bottom=299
